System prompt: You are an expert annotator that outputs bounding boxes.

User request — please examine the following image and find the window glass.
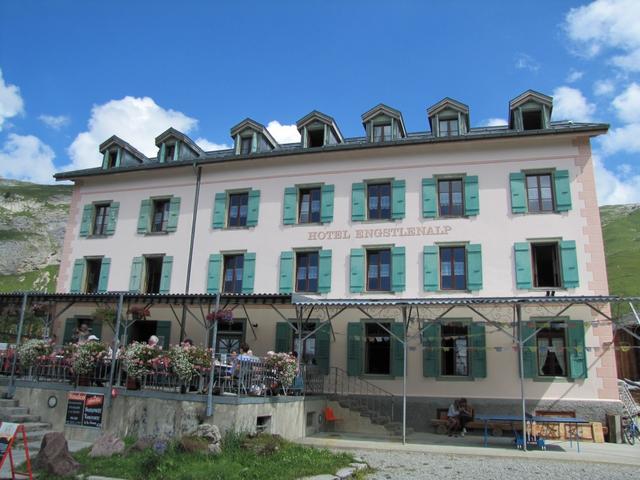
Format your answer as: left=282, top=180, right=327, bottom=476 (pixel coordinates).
left=526, top=174, right=554, bottom=212
left=296, top=251, right=319, bottom=292
left=107, top=150, right=118, bottom=168
left=165, top=144, right=175, bottom=161
left=151, top=199, right=170, bottom=233
left=145, top=256, right=164, bottom=293
left=441, top=323, right=469, bottom=376
left=84, top=259, right=102, bottom=293
left=228, top=193, right=249, bottom=227
left=367, top=249, right=391, bottom=291
left=215, top=321, right=244, bottom=355
left=367, top=183, right=391, bottom=220
left=438, top=179, right=464, bottom=216
left=292, top=322, right=318, bottom=365
left=223, top=255, right=244, bottom=293
left=240, top=137, right=252, bottom=155
left=365, top=323, right=391, bottom=375
left=439, top=119, right=459, bottom=137
left=373, top=123, right=391, bottom=142
left=532, top=243, right=560, bottom=287
left=440, top=246, right=466, bottom=290
left=536, top=322, right=567, bottom=377
left=299, top=188, right=321, bottom=223
left=93, top=204, right=110, bottom=235
left=307, top=128, right=324, bottom=147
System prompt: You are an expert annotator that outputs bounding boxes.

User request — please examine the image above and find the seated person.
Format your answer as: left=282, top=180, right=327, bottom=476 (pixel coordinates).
left=446, top=400, right=460, bottom=436
left=447, top=398, right=473, bottom=437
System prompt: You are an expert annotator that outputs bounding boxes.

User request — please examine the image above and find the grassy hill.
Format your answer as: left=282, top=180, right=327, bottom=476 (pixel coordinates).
left=600, top=204, right=640, bottom=297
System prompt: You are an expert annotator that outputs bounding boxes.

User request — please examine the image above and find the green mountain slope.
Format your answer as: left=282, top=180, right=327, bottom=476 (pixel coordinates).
left=600, top=204, right=640, bottom=297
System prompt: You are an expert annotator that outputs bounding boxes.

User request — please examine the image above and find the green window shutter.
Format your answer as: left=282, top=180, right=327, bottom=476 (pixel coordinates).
left=79, top=205, right=93, bottom=237
left=466, top=244, right=483, bottom=291
left=97, top=257, right=111, bottom=293
left=275, top=322, right=293, bottom=353
left=159, top=256, right=173, bottom=294
left=159, top=143, right=166, bottom=163
left=391, top=246, right=406, bottom=292
left=464, top=175, right=479, bottom=216
left=391, top=322, right=405, bottom=377
left=391, top=179, right=406, bottom=219
left=315, top=323, right=331, bottom=375
left=283, top=187, right=297, bottom=225
left=514, top=242, right=532, bottom=289
left=320, top=184, right=334, bottom=223
left=206, top=254, right=222, bottom=293
left=422, top=178, right=437, bottom=218
left=70, top=259, right=85, bottom=293
left=553, top=170, right=572, bottom=212
left=137, top=199, right=151, bottom=234
left=212, top=193, right=227, bottom=229
left=241, top=252, right=256, bottom=293
left=349, top=248, right=365, bottom=293
left=423, top=246, right=439, bottom=292
left=509, top=173, right=527, bottom=214
left=246, top=190, right=260, bottom=227
left=469, top=323, right=487, bottom=378
left=90, top=321, right=103, bottom=342
left=521, top=323, right=537, bottom=378
left=102, top=151, right=109, bottom=170
left=155, top=321, right=171, bottom=350
left=129, top=256, right=143, bottom=292
left=351, top=183, right=366, bottom=222
left=63, top=319, right=77, bottom=344
left=422, top=323, right=441, bottom=377
left=560, top=240, right=579, bottom=288
left=279, top=251, right=294, bottom=294
left=347, top=322, right=363, bottom=376
left=567, top=320, right=587, bottom=379
left=105, top=202, right=119, bottom=235
left=166, top=197, right=181, bottom=232
left=318, top=249, right=332, bottom=293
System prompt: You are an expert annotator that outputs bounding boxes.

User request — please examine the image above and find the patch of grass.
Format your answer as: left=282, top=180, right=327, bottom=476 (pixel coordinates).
left=0, top=230, right=30, bottom=241
left=32, top=433, right=357, bottom=480
left=0, top=181, right=72, bottom=203
left=0, top=265, right=59, bottom=293
left=601, top=204, right=640, bottom=298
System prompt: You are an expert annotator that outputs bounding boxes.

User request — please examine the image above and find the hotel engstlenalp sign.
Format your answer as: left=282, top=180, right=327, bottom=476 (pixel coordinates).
left=307, top=225, right=452, bottom=241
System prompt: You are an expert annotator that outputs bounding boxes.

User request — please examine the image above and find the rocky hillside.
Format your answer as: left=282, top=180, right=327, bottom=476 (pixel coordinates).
left=0, top=179, right=72, bottom=292
left=0, top=180, right=638, bottom=296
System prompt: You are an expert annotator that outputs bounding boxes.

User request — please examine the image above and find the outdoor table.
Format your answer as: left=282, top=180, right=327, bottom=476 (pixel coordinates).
left=532, top=416, right=590, bottom=453
left=475, top=414, right=534, bottom=448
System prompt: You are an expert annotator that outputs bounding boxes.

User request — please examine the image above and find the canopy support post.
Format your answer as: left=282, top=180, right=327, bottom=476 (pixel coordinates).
left=105, top=293, right=124, bottom=409
left=516, top=302, right=527, bottom=452
left=7, top=292, right=28, bottom=399
left=206, top=293, right=220, bottom=417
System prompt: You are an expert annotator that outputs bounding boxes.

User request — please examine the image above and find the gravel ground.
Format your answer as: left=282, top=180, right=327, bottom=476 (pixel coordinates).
left=347, top=450, right=638, bottom=480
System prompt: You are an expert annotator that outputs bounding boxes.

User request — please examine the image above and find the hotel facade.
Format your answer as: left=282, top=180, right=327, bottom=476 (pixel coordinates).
left=53, top=90, right=620, bottom=426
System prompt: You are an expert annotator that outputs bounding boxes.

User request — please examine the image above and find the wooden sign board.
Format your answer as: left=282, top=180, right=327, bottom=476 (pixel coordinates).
left=65, top=392, right=104, bottom=428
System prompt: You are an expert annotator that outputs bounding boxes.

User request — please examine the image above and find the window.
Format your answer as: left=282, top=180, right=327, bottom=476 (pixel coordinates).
left=307, top=128, right=324, bottom=147
left=536, top=322, right=567, bottom=377
left=299, top=188, right=321, bottom=223
left=364, top=322, right=391, bottom=375
left=165, top=144, right=175, bottom=161
left=240, top=137, right=252, bottom=155
left=373, top=123, right=391, bottom=142
left=144, top=256, right=164, bottom=294
left=367, top=183, right=391, bottom=220
left=522, top=110, right=543, bottom=130
left=439, top=118, right=459, bottom=137
left=151, top=199, right=170, bottom=233
left=441, top=323, right=469, bottom=376
left=440, top=246, right=466, bottom=290
left=292, top=322, right=317, bottom=365
left=227, top=193, right=248, bottom=227
left=92, top=204, right=110, bottom=236
left=438, top=179, right=464, bottom=216
left=215, top=320, right=244, bottom=355
left=526, top=174, right=554, bottom=213
left=532, top=243, right=560, bottom=288
left=367, top=249, right=391, bottom=291
left=223, top=254, right=244, bottom=293
left=106, top=150, right=118, bottom=168
left=296, top=251, right=319, bottom=292
left=84, top=259, right=102, bottom=293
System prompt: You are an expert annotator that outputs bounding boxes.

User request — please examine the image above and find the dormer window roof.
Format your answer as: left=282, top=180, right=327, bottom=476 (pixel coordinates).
left=230, top=118, right=279, bottom=156
left=361, top=104, right=406, bottom=143
left=427, top=98, right=470, bottom=138
left=296, top=110, right=344, bottom=148
left=99, top=135, right=148, bottom=170
left=155, top=127, right=205, bottom=163
left=508, top=90, right=552, bottom=131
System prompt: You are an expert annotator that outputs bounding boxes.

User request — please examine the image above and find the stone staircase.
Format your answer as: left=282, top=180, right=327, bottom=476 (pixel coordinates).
left=333, top=395, right=414, bottom=436
left=0, top=398, right=52, bottom=455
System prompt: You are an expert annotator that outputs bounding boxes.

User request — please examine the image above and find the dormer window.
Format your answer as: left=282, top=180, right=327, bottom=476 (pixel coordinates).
left=297, top=111, right=344, bottom=149
left=155, top=128, right=205, bottom=164
left=427, top=98, right=470, bottom=138
left=165, top=144, right=175, bottom=161
left=106, top=150, right=119, bottom=168
left=373, top=123, right=391, bottom=142
left=230, top=118, right=279, bottom=155
left=509, top=90, right=553, bottom=131
left=522, top=109, right=543, bottom=130
left=307, top=127, right=325, bottom=148
left=240, top=137, right=252, bottom=155
left=361, top=104, right=406, bottom=143
left=439, top=118, right=459, bottom=137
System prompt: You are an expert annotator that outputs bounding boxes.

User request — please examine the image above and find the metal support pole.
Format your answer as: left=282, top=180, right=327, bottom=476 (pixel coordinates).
left=297, top=307, right=303, bottom=373
left=402, top=306, right=408, bottom=446
left=516, top=303, right=527, bottom=452
left=206, top=293, right=220, bottom=417
left=105, top=294, right=124, bottom=409
left=8, top=292, right=28, bottom=399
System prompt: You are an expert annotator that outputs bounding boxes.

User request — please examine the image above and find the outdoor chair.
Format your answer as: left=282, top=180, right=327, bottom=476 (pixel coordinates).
left=323, top=406, right=343, bottom=431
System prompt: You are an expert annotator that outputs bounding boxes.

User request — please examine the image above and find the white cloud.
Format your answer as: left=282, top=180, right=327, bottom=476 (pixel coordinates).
left=611, top=83, right=640, bottom=123
left=566, top=69, right=584, bottom=83
left=66, top=96, right=198, bottom=171
left=483, top=118, right=508, bottom=127
left=514, top=53, right=540, bottom=72
left=551, top=86, right=596, bottom=122
left=593, top=153, right=640, bottom=204
left=266, top=121, right=301, bottom=144
left=0, top=134, right=56, bottom=184
left=565, top=0, right=640, bottom=72
left=600, top=123, right=640, bottom=153
left=593, top=79, right=615, bottom=96
left=195, top=138, right=230, bottom=151
left=38, top=114, right=70, bottom=130
left=0, top=69, right=24, bottom=131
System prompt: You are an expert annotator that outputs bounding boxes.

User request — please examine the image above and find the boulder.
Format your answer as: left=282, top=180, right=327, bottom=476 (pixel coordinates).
left=178, top=436, right=209, bottom=453
left=207, top=442, right=222, bottom=456
left=88, top=434, right=125, bottom=458
left=33, top=432, right=80, bottom=477
left=191, top=424, right=221, bottom=443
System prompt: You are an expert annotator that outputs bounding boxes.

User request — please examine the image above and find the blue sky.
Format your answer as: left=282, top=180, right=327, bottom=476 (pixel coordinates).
left=0, top=0, right=639, bottom=204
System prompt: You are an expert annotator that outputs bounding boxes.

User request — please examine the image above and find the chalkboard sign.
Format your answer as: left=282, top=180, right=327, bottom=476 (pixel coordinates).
left=65, top=392, right=104, bottom=428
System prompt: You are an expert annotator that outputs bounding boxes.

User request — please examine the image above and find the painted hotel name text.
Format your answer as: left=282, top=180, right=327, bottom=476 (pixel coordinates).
left=307, top=225, right=452, bottom=241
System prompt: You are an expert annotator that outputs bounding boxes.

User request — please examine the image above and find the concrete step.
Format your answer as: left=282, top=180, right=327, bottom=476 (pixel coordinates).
left=21, top=422, right=50, bottom=433
left=0, top=414, right=40, bottom=423
left=0, top=407, right=29, bottom=416
left=0, top=399, right=19, bottom=408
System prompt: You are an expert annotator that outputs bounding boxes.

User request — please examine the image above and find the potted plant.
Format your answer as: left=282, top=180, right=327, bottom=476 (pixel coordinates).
left=206, top=309, right=234, bottom=323
left=264, top=351, right=297, bottom=395
left=17, top=339, right=53, bottom=376
left=31, top=303, right=49, bottom=318
left=127, top=305, right=151, bottom=321
left=69, top=341, right=108, bottom=386
left=122, top=342, right=160, bottom=389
